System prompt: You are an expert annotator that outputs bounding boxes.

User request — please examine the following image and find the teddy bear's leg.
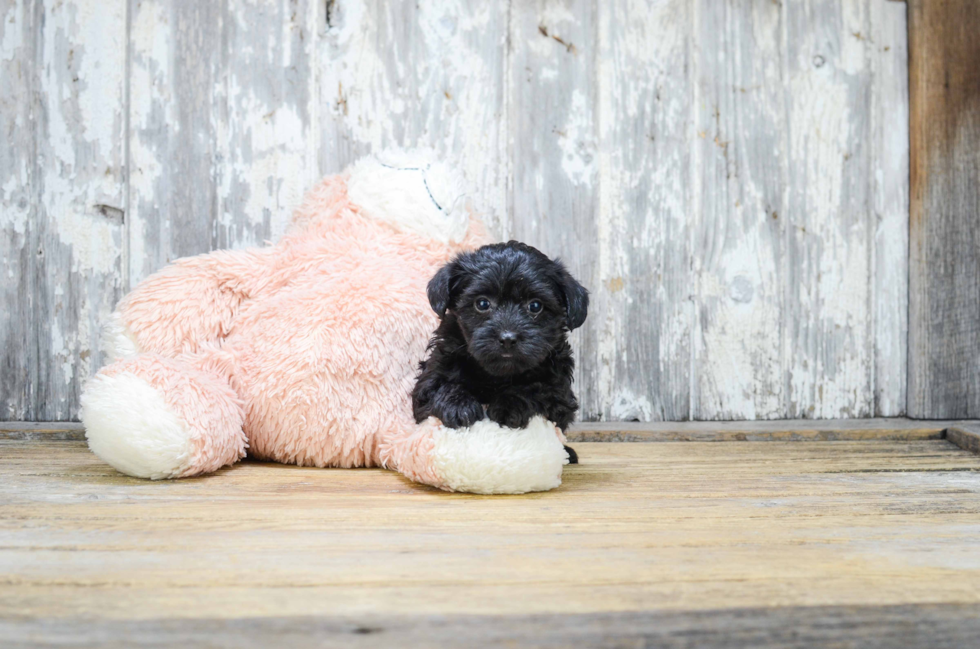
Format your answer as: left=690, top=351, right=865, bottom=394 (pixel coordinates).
left=106, top=247, right=275, bottom=361
left=81, top=353, right=247, bottom=479
left=381, top=416, right=570, bottom=494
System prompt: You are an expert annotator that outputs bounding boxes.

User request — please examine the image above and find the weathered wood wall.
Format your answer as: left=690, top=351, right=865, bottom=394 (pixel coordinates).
left=1, top=0, right=910, bottom=422
left=1, top=0, right=127, bottom=421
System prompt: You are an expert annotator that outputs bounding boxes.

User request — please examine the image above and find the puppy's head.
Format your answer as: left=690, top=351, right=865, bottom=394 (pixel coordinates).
left=427, top=241, right=589, bottom=376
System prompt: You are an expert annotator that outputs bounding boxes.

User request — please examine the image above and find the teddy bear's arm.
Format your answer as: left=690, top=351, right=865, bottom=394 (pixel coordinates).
left=108, top=247, right=276, bottom=359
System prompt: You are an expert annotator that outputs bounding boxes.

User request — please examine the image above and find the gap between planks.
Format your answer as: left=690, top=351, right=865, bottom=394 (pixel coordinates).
left=1, top=419, right=979, bottom=454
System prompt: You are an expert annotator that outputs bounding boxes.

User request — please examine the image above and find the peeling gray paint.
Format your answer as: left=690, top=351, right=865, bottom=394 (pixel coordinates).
left=507, top=0, right=601, bottom=418
left=1, top=0, right=37, bottom=420
left=0, top=0, right=909, bottom=422
left=2, top=0, right=126, bottom=420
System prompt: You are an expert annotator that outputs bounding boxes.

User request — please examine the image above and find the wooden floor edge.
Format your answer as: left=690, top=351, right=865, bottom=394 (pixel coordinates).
left=565, top=418, right=978, bottom=443
left=946, top=425, right=980, bottom=455
left=3, top=419, right=980, bottom=443
left=0, top=422, right=86, bottom=441
left=564, top=431, right=950, bottom=442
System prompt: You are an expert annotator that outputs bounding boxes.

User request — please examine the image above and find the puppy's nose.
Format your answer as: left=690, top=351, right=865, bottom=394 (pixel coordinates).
left=499, top=331, right=518, bottom=349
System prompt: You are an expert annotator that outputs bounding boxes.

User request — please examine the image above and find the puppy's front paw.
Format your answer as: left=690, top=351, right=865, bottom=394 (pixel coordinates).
left=563, top=445, right=579, bottom=464
left=486, top=397, right=533, bottom=429
left=439, top=398, right=485, bottom=429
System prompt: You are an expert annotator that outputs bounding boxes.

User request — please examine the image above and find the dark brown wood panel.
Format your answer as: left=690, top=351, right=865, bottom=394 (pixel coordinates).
left=908, top=0, right=980, bottom=418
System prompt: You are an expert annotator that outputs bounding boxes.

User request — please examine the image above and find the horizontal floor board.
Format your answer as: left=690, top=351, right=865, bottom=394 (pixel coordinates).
left=4, top=604, right=980, bottom=649
left=1, top=440, right=979, bottom=629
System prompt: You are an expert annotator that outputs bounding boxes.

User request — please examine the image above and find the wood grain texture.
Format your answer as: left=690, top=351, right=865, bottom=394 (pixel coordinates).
left=215, top=0, right=319, bottom=249
left=34, top=0, right=127, bottom=420
left=946, top=424, right=980, bottom=456
left=691, top=0, right=784, bottom=420
left=689, top=0, right=908, bottom=421
left=128, top=0, right=225, bottom=283
left=871, top=0, right=909, bottom=417
left=317, top=0, right=510, bottom=232
left=0, top=0, right=127, bottom=420
left=4, top=605, right=980, bottom=649
left=0, top=0, right=37, bottom=420
left=908, top=0, right=980, bottom=419
left=508, top=0, right=601, bottom=419
left=565, top=418, right=963, bottom=443
left=594, top=0, right=691, bottom=421
left=128, top=0, right=319, bottom=275
left=0, top=421, right=85, bottom=441
left=588, top=0, right=909, bottom=421
left=6, top=418, right=977, bottom=443
left=1, top=440, right=979, bottom=640
left=783, top=0, right=866, bottom=419
left=2, top=0, right=912, bottom=422
left=779, top=0, right=891, bottom=419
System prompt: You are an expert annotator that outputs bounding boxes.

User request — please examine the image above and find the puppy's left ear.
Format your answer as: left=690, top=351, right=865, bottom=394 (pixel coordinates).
left=555, top=263, right=589, bottom=330
left=427, top=261, right=457, bottom=318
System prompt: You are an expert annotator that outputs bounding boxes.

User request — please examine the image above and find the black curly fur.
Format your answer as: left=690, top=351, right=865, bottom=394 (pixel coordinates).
left=412, top=241, right=589, bottom=464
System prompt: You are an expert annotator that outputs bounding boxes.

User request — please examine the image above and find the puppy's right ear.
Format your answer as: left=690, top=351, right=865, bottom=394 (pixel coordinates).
left=427, top=261, right=456, bottom=317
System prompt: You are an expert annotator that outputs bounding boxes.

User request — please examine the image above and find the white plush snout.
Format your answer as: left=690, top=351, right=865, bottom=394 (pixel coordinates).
left=428, top=416, right=569, bottom=494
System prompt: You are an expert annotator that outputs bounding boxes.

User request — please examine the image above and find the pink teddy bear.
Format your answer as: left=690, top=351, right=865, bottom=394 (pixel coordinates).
left=81, top=151, right=570, bottom=494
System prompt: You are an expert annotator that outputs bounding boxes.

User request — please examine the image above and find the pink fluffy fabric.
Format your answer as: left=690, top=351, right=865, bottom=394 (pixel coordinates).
left=95, top=354, right=248, bottom=477
left=95, top=173, right=489, bottom=481
left=84, top=161, right=570, bottom=493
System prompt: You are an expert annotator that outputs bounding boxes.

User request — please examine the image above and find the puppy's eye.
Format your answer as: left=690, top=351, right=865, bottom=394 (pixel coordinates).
left=475, top=298, right=492, bottom=312
left=528, top=299, right=543, bottom=314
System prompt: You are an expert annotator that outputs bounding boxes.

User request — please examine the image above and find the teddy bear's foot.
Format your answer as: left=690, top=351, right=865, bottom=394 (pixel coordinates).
left=385, top=416, right=570, bottom=494
left=81, top=354, right=247, bottom=479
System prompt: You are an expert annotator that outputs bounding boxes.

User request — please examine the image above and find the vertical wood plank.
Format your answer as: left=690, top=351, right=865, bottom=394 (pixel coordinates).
left=691, top=0, right=785, bottom=420
left=780, top=0, right=876, bottom=419
left=33, top=0, right=127, bottom=419
left=317, top=0, right=509, bottom=233
left=508, top=0, right=601, bottom=418
left=870, top=0, right=908, bottom=417
left=215, top=0, right=319, bottom=248
left=0, top=0, right=37, bottom=419
left=129, top=0, right=317, bottom=280
left=128, top=0, right=223, bottom=285
left=908, top=0, right=980, bottom=418
left=595, top=0, right=692, bottom=421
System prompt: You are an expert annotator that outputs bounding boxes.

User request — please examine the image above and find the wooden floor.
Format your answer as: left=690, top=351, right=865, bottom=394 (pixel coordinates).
left=2, top=433, right=980, bottom=647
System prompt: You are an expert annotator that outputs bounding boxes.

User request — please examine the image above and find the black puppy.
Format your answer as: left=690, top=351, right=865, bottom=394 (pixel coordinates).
left=412, top=241, right=588, bottom=463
